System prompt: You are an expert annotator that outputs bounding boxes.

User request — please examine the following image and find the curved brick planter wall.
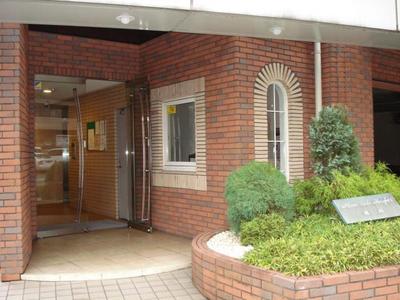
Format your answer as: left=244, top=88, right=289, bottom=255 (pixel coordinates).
left=192, top=231, right=400, bottom=300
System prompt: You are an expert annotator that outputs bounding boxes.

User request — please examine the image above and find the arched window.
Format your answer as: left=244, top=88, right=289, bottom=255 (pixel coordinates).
left=254, top=63, right=304, bottom=181
left=266, top=82, right=288, bottom=177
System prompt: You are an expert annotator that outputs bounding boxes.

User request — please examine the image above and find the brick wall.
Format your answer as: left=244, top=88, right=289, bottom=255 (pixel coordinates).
left=371, top=48, right=400, bottom=83
left=28, top=31, right=140, bottom=235
left=140, top=33, right=251, bottom=237
left=140, top=34, right=316, bottom=237
left=322, top=44, right=374, bottom=166
left=69, top=83, right=128, bottom=219
left=193, top=231, right=400, bottom=300
left=0, top=23, right=31, bottom=281
left=28, top=31, right=140, bottom=81
left=233, top=37, right=315, bottom=178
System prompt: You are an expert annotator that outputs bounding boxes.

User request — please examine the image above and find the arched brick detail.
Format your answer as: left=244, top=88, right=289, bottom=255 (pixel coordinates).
left=254, top=63, right=304, bottom=180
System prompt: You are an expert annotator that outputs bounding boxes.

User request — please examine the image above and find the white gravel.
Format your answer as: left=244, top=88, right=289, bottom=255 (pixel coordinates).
left=207, top=231, right=253, bottom=259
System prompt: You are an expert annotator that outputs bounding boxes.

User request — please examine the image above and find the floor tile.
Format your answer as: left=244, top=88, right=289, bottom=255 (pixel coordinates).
left=22, top=229, right=191, bottom=281
left=1, top=268, right=205, bottom=300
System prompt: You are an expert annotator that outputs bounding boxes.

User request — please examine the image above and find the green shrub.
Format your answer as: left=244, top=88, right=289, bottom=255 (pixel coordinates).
left=294, top=163, right=400, bottom=216
left=244, top=215, right=400, bottom=276
left=294, top=176, right=335, bottom=216
left=310, top=106, right=361, bottom=180
left=240, top=213, right=287, bottom=246
left=225, top=161, right=294, bottom=232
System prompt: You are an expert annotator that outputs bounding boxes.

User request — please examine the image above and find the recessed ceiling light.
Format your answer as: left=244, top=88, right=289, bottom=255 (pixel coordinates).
left=42, top=89, right=53, bottom=94
left=116, top=13, right=135, bottom=25
left=271, top=26, right=283, bottom=36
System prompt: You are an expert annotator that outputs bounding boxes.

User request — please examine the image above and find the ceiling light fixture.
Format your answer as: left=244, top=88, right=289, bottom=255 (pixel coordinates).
left=42, top=89, right=53, bottom=94
left=116, top=13, right=135, bottom=25
left=271, top=26, right=283, bottom=36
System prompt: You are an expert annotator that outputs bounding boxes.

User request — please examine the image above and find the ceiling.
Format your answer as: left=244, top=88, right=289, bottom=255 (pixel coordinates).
left=35, top=75, right=122, bottom=106
left=29, top=24, right=166, bottom=44
left=1, top=0, right=400, bottom=49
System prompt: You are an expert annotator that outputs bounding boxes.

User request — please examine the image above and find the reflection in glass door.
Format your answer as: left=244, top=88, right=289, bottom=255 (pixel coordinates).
left=34, top=75, right=128, bottom=238
left=35, top=81, right=78, bottom=228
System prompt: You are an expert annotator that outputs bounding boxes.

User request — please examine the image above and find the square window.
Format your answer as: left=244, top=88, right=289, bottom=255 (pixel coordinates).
left=163, top=98, right=196, bottom=171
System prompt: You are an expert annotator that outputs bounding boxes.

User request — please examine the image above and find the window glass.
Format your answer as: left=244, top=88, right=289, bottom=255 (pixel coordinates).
left=266, top=83, right=287, bottom=176
left=166, top=101, right=196, bottom=163
left=267, top=112, right=274, bottom=140
left=267, top=85, right=274, bottom=110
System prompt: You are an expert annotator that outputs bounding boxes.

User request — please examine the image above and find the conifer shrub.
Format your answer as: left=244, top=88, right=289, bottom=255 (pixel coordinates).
left=225, top=161, right=294, bottom=232
left=310, top=106, right=361, bottom=180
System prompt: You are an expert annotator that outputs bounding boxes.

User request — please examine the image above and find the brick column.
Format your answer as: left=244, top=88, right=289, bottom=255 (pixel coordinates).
left=0, top=23, right=32, bottom=281
left=321, top=44, right=374, bottom=166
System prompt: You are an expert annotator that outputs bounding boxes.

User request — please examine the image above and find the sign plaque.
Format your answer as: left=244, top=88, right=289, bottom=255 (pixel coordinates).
left=332, top=193, right=400, bottom=224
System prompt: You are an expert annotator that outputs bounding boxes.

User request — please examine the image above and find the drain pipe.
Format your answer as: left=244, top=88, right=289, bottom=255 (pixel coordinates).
left=314, top=42, right=322, bottom=116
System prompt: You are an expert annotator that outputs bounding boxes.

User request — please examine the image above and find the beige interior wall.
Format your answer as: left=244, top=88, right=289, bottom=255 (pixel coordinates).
left=69, top=83, right=128, bottom=219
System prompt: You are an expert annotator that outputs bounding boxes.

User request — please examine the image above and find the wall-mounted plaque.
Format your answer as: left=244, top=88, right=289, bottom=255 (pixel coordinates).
left=332, top=193, right=400, bottom=224
left=87, top=120, right=106, bottom=151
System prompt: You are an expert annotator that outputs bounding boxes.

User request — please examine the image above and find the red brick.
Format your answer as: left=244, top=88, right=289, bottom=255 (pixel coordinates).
left=323, top=274, right=349, bottom=286
left=388, top=276, right=400, bottom=285
left=272, top=274, right=296, bottom=290
left=337, top=282, right=362, bottom=293
left=374, top=267, right=399, bottom=279
left=363, top=278, right=387, bottom=289
left=309, top=286, right=337, bottom=297
left=323, top=294, right=349, bottom=300
left=0, top=23, right=31, bottom=282
left=295, top=278, right=323, bottom=290
left=375, top=285, right=398, bottom=296
left=350, top=289, right=374, bottom=300
left=348, top=270, right=375, bottom=282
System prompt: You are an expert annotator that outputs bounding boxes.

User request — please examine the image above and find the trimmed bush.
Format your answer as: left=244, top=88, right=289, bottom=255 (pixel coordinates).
left=244, top=215, right=400, bottom=276
left=294, top=163, right=400, bottom=216
left=310, top=106, right=361, bottom=180
left=240, top=213, right=287, bottom=246
left=225, top=161, right=294, bottom=232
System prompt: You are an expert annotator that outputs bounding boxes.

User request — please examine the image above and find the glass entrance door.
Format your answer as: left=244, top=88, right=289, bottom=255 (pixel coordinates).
left=35, top=79, right=80, bottom=228
left=34, top=75, right=128, bottom=238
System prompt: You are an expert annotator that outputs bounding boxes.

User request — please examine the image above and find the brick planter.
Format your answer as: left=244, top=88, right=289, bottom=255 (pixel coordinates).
left=192, top=231, right=400, bottom=300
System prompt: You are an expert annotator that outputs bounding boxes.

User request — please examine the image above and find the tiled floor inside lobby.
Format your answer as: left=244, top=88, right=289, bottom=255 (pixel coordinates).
left=37, top=203, right=108, bottom=227
left=0, top=268, right=206, bottom=300
left=22, top=229, right=192, bottom=281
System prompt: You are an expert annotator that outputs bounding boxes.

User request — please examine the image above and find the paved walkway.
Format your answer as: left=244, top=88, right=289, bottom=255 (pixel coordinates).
left=23, top=229, right=191, bottom=281
left=0, top=268, right=205, bottom=300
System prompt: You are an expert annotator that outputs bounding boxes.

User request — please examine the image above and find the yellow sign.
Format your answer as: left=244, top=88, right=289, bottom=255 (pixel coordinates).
left=34, top=81, right=42, bottom=90
left=167, top=105, right=176, bottom=114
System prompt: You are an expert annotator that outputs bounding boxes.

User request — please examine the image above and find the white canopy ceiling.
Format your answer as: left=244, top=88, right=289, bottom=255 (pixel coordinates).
left=1, top=0, right=399, bottom=49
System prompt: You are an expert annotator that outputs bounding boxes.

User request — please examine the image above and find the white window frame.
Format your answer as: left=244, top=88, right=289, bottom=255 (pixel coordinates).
left=162, top=96, right=196, bottom=172
left=266, top=81, right=290, bottom=179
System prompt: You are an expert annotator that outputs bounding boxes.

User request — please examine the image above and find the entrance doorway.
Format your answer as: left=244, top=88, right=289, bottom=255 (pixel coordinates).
left=34, top=74, right=129, bottom=237
left=373, top=85, right=400, bottom=176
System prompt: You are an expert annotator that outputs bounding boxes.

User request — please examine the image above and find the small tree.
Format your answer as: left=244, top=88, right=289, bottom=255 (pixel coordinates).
left=310, top=106, right=361, bottom=180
